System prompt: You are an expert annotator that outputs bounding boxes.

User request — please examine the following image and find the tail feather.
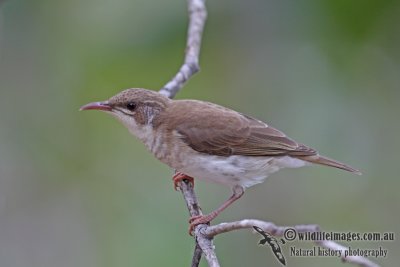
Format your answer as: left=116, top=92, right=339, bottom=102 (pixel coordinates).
left=301, top=155, right=362, bottom=175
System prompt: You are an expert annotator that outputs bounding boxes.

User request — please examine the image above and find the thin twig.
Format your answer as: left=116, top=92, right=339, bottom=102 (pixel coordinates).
left=176, top=180, right=204, bottom=267
left=159, top=0, right=207, bottom=99
left=158, top=0, right=211, bottom=266
left=177, top=180, right=220, bottom=267
left=191, top=243, right=203, bottom=267
left=204, top=219, right=380, bottom=267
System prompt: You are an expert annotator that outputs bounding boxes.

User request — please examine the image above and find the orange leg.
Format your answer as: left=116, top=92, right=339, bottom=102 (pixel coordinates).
left=172, top=172, right=195, bottom=191
left=188, top=185, right=244, bottom=235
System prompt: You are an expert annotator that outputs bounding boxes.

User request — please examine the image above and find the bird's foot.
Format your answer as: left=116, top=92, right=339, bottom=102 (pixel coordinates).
left=172, top=172, right=194, bottom=191
left=188, top=212, right=217, bottom=235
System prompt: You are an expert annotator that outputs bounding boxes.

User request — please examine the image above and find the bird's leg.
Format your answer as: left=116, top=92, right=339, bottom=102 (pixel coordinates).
left=188, top=185, right=244, bottom=235
left=172, top=171, right=195, bottom=191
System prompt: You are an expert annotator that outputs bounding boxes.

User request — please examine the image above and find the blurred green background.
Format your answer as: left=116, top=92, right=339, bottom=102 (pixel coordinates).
left=1, top=0, right=399, bottom=266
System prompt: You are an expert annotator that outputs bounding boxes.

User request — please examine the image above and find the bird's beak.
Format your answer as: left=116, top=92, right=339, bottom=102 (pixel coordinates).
left=80, top=101, right=112, bottom=111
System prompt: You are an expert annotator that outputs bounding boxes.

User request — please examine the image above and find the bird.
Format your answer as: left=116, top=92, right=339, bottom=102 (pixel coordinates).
left=80, top=88, right=361, bottom=234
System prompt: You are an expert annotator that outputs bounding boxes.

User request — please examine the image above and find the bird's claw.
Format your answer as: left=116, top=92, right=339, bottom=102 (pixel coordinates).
left=188, top=214, right=213, bottom=236
left=172, top=172, right=194, bottom=191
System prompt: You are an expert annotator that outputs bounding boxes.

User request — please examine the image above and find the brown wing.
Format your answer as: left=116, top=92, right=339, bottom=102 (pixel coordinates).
left=232, top=114, right=317, bottom=157
left=165, top=100, right=317, bottom=157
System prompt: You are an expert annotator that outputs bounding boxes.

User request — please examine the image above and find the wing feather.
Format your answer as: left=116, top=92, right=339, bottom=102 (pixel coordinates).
left=164, top=100, right=317, bottom=158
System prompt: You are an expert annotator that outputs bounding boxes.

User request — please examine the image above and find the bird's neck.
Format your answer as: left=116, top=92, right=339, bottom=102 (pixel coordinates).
left=129, top=123, right=156, bottom=146
left=111, top=111, right=156, bottom=146
left=122, top=119, right=166, bottom=159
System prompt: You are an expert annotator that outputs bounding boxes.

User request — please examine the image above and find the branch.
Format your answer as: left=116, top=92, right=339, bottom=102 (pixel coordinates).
left=157, top=1, right=379, bottom=267
left=204, top=220, right=380, bottom=267
left=191, top=242, right=203, bottom=267
left=159, top=0, right=207, bottom=99
left=178, top=180, right=220, bottom=267
left=158, top=0, right=214, bottom=265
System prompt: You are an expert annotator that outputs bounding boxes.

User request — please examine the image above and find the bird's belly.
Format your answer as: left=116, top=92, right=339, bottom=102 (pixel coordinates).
left=177, top=154, right=307, bottom=188
left=145, top=134, right=308, bottom=188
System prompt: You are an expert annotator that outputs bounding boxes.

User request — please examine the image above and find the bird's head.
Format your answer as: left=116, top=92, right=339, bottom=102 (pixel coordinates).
left=80, top=88, right=171, bottom=136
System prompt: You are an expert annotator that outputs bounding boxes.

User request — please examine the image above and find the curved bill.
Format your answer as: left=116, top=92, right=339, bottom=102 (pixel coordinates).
left=80, top=101, right=112, bottom=111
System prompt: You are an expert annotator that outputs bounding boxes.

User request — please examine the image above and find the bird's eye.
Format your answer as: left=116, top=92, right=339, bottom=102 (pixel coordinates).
left=126, top=102, right=137, bottom=111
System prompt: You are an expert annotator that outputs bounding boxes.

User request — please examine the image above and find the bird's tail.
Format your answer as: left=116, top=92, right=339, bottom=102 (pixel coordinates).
left=301, top=155, right=362, bottom=175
